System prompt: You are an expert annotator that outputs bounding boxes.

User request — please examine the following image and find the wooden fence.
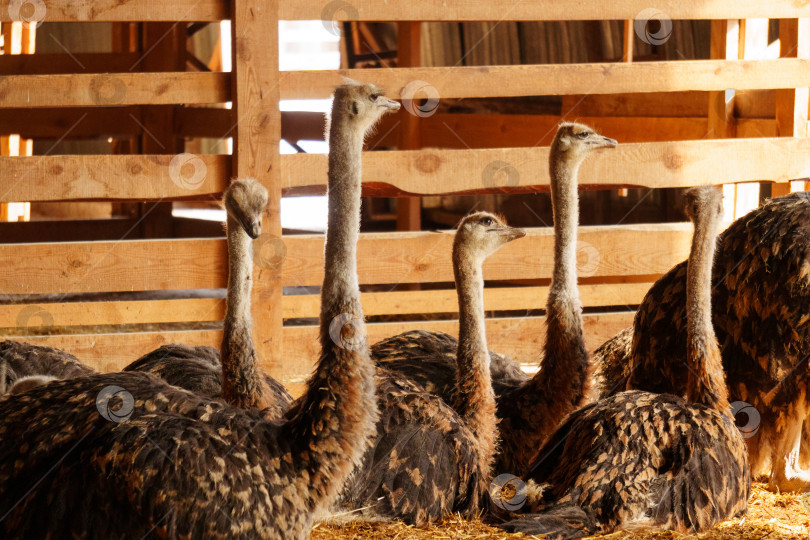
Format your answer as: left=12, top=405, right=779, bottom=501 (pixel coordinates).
left=1, top=1, right=808, bottom=394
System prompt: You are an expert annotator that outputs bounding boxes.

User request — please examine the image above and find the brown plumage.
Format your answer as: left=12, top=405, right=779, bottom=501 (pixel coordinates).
left=502, top=186, right=750, bottom=539
left=0, top=86, right=392, bottom=538
left=373, top=123, right=617, bottom=476
left=125, top=178, right=292, bottom=418
left=597, top=191, right=810, bottom=492
left=0, top=340, right=97, bottom=396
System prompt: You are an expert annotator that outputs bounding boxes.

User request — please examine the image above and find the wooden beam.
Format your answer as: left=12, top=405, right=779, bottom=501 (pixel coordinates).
left=0, top=218, right=140, bottom=243
left=280, top=59, right=810, bottom=100
left=280, top=223, right=693, bottom=288
left=281, top=1, right=810, bottom=22
left=231, top=0, right=283, bottom=370
left=0, top=52, right=143, bottom=74
left=280, top=138, right=810, bottom=196
left=0, top=107, right=145, bottom=138
left=0, top=239, right=226, bottom=295
left=0, top=1, right=227, bottom=22
left=708, top=20, right=739, bottom=139
left=396, top=21, right=422, bottom=233
left=174, top=107, right=234, bottom=139
left=0, top=72, right=229, bottom=107
left=562, top=91, right=774, bottom=119
left=0, top=155, right=230, bottom=202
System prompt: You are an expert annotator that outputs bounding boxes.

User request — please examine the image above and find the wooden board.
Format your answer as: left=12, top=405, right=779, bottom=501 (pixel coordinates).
left=281, top=137, right=810, bottom=196
left=0, top=72, right=229, bottom=107
left=280, top=59, right=810, bottom=100
left=281, top=1, right=810, bottom=21
left=0, top=239, right=226, bottom=295
left=0, top=1, right=227, bottom=22
left=0, top=52, right=143, bottom=74
left=15, top=311, right=635, bottom=392
left=0, top=155, right=230, bottom=202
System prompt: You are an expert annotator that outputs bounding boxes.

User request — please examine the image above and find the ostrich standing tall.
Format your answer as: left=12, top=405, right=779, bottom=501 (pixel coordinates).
left=125, top=178, right=293, bottom=417
left=597, top=191, right=810, bottom=491
left=0, top=82, right=397, bottom=539
left=373, top=122, right=617, bottom=475
left=503, top=186, right=750, bottom=539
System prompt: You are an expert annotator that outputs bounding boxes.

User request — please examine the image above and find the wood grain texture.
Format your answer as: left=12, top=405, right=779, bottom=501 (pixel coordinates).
left=0, top=72, right=229, bottom=107
left=0, top=1, right=227, bottom=22
left=281, top=138, right=810, bottom=196
left=0, top=52, right=142, bottom=74
left=0, top=239, right=226, bottom=295
left=281, top=1, right=810, bottom=21
left=0, top=155, right=230, bottom=202
left=279, top=59, right=810, bottom=100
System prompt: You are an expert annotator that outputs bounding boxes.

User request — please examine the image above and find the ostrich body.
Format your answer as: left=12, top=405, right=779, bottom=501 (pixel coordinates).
left=0, top=93, right=388, bottom=538
left=597, top=191, right=810, bottom=491
left=0, top=340, right=96, bottom=395
left=125, top=178, right=292, bottom=417
left=373, top=123, right=617, bottom=476
left=503, top=187, right=750, bottom=539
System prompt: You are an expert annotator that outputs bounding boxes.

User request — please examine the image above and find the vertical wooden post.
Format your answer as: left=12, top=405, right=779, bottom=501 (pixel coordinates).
left=708, top=20, right=739, bottom=140
left=396, top=22, right=422, bottom=232
left=232, top=0, right=283, bottom=375
left=622, top=19, right=634, bottom=62
left=774, top=19, right=809, bottom=197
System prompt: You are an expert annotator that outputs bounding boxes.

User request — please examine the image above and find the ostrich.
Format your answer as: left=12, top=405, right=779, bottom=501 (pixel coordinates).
left=0, top=81, right=397, bottom=539
left=341, top=211, right=525, bottom=524
left=125, top=177, right=293, bottom=417
left=0, top=340, right=97, bottom=395
left=373, top=122, right=617, bottom=476
left=597, top=191, right=810, bottom=492
left=502, top=186, right=750, bottom=539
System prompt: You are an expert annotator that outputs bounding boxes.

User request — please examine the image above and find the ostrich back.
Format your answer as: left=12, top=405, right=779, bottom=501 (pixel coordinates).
left=599, top=193, right=810, bottom=402
left=0, top=340, right=96, bottom=391
left=503, top=391, right=750, bottom=538
left=338, top=368, right=487, bottom=525
left=124, top=344, right=294, bottom=418
left=371, top=330, right=529, bottom=401
left=0, top=372, right=327, bottom=540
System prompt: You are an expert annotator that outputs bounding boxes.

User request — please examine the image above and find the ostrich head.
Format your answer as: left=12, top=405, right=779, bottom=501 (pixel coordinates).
left=684, top=185, right=723, bottom=223
left=454, top=211, right=526, bottom=265
left=224, top=177, right=269, bottom=239
left=551, top=122, right=617, bottom=164
left=332, top=80, right=401, bottom=134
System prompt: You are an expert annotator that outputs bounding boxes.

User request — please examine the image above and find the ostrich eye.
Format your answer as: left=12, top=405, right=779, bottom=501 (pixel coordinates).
left=370, top=93, right=382, bottom=101
left=576, top=132, right=589, bottom=139
left=480, top=217, right=493, bottom=227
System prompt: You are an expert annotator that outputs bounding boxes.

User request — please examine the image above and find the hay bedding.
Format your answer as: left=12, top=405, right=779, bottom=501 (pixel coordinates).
left=312, top=483, right=810, bottom=539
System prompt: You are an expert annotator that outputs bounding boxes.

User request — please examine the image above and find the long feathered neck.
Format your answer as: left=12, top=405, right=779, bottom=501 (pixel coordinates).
left=685, top=205, right=729, bottom=412
left=452, top=244, right=498, bottom=477
left=220, top=214, right=267, bottom=410
left=284, top=96, right=379, bottom=508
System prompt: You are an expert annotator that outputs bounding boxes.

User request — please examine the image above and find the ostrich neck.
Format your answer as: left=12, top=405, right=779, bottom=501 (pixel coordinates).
left=220, top=215, right=265, bottom=410
left=284, top=108, right=378, bottom=506
left=685, top=210, right=729, bottom=412
left=452, top=253, right=497, bottom=474
left=549, top=159, right=581, bottom=296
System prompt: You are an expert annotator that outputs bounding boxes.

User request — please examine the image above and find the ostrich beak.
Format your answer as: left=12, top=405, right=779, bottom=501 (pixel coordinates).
left=499, top=226, right=526, bottom=241
left=381, top=97, right=401, bottom=111
left=245, top=218, right=262, bottom=239
left=593, top=135, right=618, bottom=148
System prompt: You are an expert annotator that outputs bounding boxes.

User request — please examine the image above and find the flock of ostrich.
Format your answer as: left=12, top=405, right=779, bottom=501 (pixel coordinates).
left=0, top=80, right=808, bottom=539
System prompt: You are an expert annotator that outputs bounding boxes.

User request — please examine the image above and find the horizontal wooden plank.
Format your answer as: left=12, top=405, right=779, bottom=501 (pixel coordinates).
left=284, top=282, right=652, bottom=319
left=0, top=155, right=230, bottom=202
left=0, top=107, right=145, bottom=138
left=281, top=224, right=693, bottom=287
left=0, top=72, right=229, bottom=108
left=280, top=59, right=810, bottom=100
left=0, top=218, right=140, bottom=243
left=0, top=1, right=227, bottom=22
left=0, top=52, right=143, bottom=75
left=0, top=239, right=226, bottom=295
left=0, top=299, right=225, bottom=329
left=282, top=138, right=810, bottom=196
left=16, top=311, right=634, bottom=395
left=282, top=1, right=810, bottom=21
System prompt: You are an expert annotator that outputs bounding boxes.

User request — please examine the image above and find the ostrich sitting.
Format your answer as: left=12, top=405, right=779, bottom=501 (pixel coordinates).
left=502, top=186, right=750, bottom=539
left=0, top=340, right=96, bottom=396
